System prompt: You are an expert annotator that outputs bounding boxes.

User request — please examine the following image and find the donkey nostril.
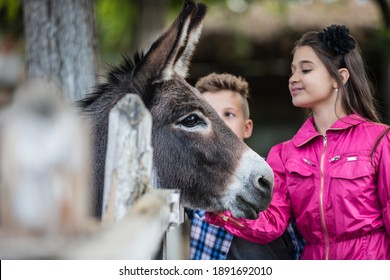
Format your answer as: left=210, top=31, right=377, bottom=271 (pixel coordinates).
left=258, top=176, right=271, bottom=190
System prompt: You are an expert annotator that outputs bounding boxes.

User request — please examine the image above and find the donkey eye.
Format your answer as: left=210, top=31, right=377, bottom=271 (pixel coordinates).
left=181, top=114, right=204, bottom=127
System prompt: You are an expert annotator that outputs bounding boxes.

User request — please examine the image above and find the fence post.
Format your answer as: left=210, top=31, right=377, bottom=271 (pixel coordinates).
left=100, top=94, right=184, bottom=259
left=0, top=80, right=90, bottom=238
left=101, top=94, right=153, bottom=223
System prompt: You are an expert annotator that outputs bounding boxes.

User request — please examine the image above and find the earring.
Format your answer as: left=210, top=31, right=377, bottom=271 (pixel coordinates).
left=335, top=88, right=339, bottom=93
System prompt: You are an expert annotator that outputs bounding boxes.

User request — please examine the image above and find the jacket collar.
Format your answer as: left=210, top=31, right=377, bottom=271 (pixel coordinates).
left=292, top=114, right=366, bottom=147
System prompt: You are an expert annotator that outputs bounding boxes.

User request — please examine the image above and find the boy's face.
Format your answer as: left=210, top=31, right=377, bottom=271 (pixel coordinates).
left=202, top=89, right=253, bottom=141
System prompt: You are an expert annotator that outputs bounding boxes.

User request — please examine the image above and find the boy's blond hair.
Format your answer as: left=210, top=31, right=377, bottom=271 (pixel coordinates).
left=195, top=73, right=251, bottom=119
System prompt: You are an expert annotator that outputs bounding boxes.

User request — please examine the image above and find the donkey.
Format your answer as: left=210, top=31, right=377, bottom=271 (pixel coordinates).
left=78, top=0, right=274, bottom=220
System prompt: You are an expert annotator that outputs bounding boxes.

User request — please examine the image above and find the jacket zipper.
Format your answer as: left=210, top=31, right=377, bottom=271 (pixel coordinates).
left=320, top=134, right=330, bottom=260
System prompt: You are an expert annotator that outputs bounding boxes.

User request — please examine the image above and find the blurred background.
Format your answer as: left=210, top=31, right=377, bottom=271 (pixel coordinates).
left=1, top=0, right=389, bottom=157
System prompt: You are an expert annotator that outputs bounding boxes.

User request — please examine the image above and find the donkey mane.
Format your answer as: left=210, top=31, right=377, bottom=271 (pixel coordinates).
left=78, top=54, right=144, bottom=110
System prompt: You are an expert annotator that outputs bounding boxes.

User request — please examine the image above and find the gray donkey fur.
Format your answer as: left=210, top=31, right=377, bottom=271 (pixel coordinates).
left=78, top=0, right=274, bottom=219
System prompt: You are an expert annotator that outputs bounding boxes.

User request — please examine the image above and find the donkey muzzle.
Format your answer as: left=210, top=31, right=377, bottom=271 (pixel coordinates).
left=227, top=149, right=274, bottom=219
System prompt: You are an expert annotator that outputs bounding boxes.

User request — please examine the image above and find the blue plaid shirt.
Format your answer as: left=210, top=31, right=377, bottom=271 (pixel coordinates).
left=186, top=209, right=232, bottom=260
left=186, top=209, right=304, bottom=260
left=288, top=220, right=305, bottom=260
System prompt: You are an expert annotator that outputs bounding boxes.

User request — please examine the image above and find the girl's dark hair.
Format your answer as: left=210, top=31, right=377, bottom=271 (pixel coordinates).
left=293, top=25, right=381, bottom=123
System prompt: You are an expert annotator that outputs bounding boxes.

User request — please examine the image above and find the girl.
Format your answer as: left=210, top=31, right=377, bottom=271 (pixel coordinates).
left=206, top=24, right=390, bottom=260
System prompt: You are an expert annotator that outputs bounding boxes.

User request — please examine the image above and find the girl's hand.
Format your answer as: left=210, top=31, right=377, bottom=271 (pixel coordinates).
left=206, top=211, right=245, bottom=228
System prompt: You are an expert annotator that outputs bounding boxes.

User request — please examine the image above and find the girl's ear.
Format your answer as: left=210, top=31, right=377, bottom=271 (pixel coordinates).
left=338, top=68, right=350, bottom=85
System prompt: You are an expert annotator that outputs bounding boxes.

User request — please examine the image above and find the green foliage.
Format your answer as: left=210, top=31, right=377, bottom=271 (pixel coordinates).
left=0, top=0, right=21, bottom=21
left=0, top=0, right=23, bottom=39
left=377, top=27, right=390, bottom=56
left=233, top=32, right=252, bottom=59
left=96, top=0, right=137, bottom=53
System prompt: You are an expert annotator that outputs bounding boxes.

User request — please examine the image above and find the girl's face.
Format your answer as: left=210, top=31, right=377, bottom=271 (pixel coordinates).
left=289, top=46, right=338, bottom=113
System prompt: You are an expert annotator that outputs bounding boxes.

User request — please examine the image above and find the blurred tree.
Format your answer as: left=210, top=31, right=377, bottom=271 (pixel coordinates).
left=23, top=0, right=98, bottom=102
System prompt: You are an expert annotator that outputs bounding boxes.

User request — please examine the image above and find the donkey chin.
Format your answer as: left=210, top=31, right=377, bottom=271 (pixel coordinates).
left=219, top=149, right=274, bottom=220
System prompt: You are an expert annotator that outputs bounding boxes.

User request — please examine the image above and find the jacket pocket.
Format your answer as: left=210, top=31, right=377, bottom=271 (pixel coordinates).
left=285, top=159, right=315, bottom=190
left=328, top=155, right=377, bottom=232
left=285, top=159, right=316, bottom=215
left=329, top=156, right=374, bottom=179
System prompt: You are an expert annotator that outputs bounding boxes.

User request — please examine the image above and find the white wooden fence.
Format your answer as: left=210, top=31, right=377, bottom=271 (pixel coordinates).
left=0, top=80, right=184, bottom=259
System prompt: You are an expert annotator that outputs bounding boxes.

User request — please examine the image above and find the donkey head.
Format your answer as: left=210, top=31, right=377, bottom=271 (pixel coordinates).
left=80, top=0, right=274, bottom=219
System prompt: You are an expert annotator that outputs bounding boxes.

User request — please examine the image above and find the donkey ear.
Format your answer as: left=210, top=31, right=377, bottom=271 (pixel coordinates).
left=167, top=2, right=206, bottom=79
left=132, top=0, right=206, bottom=104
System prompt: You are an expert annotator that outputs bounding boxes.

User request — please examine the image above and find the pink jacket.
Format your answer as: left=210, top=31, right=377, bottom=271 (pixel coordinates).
left=207, top=114, right=390, bottom=259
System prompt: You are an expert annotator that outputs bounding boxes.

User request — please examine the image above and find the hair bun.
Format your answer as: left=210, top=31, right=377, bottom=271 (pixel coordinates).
left=318, top=24, right=356, bottom=55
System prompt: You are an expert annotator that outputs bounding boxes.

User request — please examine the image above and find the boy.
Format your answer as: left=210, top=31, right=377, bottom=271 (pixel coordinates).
left=186, top=73, right=299, bottom=259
